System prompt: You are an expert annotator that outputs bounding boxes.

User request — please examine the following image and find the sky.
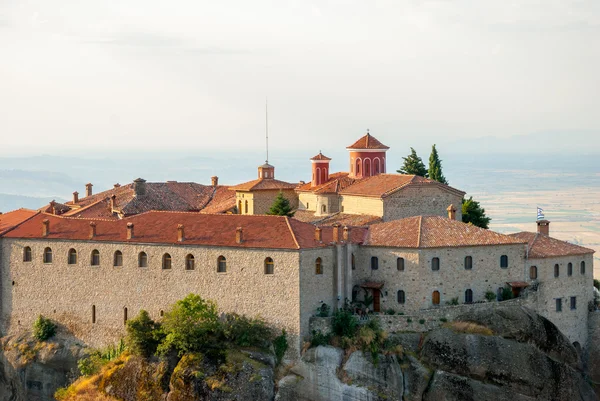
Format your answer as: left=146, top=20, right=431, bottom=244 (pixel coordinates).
left=1, top=0, right=599, bottom=155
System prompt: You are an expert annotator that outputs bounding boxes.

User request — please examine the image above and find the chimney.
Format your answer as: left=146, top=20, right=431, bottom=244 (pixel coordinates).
left=343, top=226, right=351, bottom=242
left=89, top=222, right=97, bottom=239
left=114, top=183, right=121, bottom=188
left=211, top=176, right=219, bottom=186
left=110, top=194, right=117, bottom=211
left=332, top=223, right=341, bottom=243
left=315, top=226, right=322, bottom=242
left=85, top=183, right=93, bottom=197
left=49, top=200, right=57, bottom=215
left=73, top=191, right=79, bottom=204
left=133, top=178, right=147, bottom=196
left=236, top=227, right=243, bottom=244
left=127, top=222, right=134, bottom=239
left=537, top=220, right=550, bottom=236
left=177, top=224, right=185, bottom=242
left=447, top=204, right=457, bottom=220
left=42, top=219, right=50, bottom=237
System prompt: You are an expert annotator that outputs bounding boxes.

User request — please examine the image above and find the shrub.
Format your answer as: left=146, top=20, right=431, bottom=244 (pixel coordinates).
left=332, top=309, right=359, bottom=338
left=385, top=308, right=396, bottom=315
left=445, top=321, right=493, bottom=336
left=222, top=313, right=272, bottom=349
left=33, top=315, right=56, bottom=341
left=485, top=291, right=496, bottom=302
left=446, top=297, right=459, bottom=306
left=594, top=279, right=600, bottom=290
left=310, top=330, right=331, bottom=347
left=501, top=286, right=514, bottom=301
left=78, top=339, right=126, bottom=376
left=439, top=317, right=447, bottom=323
left=126, top=310, right=162, bottom=357
left=316, top=303, right=331, bottom=317
left=355, top=319, right=387, bottom=362
left=273, top=330, right=288, bottom=365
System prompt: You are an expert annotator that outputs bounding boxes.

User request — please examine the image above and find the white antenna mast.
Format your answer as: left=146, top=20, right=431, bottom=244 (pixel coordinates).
left=265, top=97, right=269, bottom=164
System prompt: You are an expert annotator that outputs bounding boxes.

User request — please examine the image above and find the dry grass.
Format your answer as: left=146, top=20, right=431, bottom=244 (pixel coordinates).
left=444, top=321, right=494, bottom=336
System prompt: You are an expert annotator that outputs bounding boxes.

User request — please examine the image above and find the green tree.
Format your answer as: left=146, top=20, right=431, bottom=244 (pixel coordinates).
left=33, top=315, right=57, bottom=341
left=397, top=147, right=428, bottom=177
left=428, top=144, right=448, bottom=184
left=267, top=191, right=295, bottom=217
left=462, top=197, right=491, bottom=229
left=126, top=310, right=162, bottom=357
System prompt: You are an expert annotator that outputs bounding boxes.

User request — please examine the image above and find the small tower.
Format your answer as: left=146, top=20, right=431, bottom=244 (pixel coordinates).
left=310, top=151, right=332, bottom=187
left=258, top=162, right=275, bottom=179
left=347, top=130, right=390, bottom=179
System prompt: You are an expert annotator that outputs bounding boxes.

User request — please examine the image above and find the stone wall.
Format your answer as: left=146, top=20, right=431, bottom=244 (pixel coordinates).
left=382, top=185, right=463, bottom=222
left=237, top=189, right=298, bottom=215
left=339, top=195, right=383, bottom=217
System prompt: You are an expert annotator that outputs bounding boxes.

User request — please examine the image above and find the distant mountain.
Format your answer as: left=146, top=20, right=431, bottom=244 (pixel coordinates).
left=0, top=193, right=67, bottom=213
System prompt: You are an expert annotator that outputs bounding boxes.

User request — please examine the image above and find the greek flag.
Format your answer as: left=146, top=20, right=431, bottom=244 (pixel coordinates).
left=537, top=207, right=545, bottom=220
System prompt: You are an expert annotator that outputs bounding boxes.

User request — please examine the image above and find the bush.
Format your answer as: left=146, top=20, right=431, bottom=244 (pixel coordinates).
left=440, top=317, right=448, bottom=323
left=126, top=310, right=162, bottom=357
left=594, top=279, right=600, bottom=290
left=310, top=330, right=331, bottom=347
left=355, top=319, right=387, bottom=362
left=78, top=339, right=126, bottom=376
left=332, top=309, right=359, bottom=338
left=445, top=321, right=493, bottom=336
left=316, top=303, right=331, bottom=317
left=501, top=286, right=514, bottom=301
left=33, top=315, right=56, bottom=341
left=222, top=313, right=272, bottom=349
left=485, top=291, right=497, bottom=302
left=385, top=308, right=396, bottom=315
left=273, top=330, right=288, bottom=365
left=447, top=297, right=459, bottom=306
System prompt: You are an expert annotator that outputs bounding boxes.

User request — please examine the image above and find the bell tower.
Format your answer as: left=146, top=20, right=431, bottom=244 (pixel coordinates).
left=310, top=152, right=332, bottom=187
left=258, top=162, right=275, bottom=179
left=347, top=130, right=389, bottom=179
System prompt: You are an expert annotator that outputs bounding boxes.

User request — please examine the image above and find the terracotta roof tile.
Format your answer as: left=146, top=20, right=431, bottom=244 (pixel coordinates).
left=38, top=201, right=71, bottom=215
left=365, top=216, right=527, bottom=248
left=509, top=232, right=595, bottom=259
left=296, top=172, right=360, bottom=194
left=0, top=209, right=39, bottom=235
left=339, top=174, right=466, bottom=198
left=292, top=210, right=382, bottom=227
left=310, top=152, right=332, bottom=161
left=347, top=133, right=389, bottom=150
left=229, top=178, right=297, bottom=192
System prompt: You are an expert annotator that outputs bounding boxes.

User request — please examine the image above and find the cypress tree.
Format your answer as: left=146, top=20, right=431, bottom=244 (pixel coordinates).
left=428, top=144, right=448, bottom=184
left=462, top=197, right=491, bottom=229
left=397, top=148, right=428, bottom=177
left=267, top=192, right=295, bottom=217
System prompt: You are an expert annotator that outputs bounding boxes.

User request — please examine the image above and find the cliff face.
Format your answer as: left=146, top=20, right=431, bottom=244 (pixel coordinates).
left=1, top=306, right=597, bottom=401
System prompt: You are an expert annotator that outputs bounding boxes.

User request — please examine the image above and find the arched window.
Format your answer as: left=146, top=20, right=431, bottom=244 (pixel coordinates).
left=371, top=256, right=379, bottom=270
left=432, top=290, right=440, bottom=305
left=217, top=255, right=227, bottom=273
left=264, top=257, right=274, bottom=274
left=43, top=247, right=53, bottom=264
left=530, top=265, right=538, bottom=280
left=581, top=261, right=586, bottom=275
left=567, top=262, right=573, bottom=277
left=23, top=246, right=32, bottom=262
left=113, top=250, right=123, bottom=267
left=397, top=257, right=405, bottom=271
left=315, top=257, right=323, bottom=275
left=90, top=249, right=100, bottom=266
left=68, top=248, right=77, bottom=265
left=554, top=263, right=560, bottom=278
left=138, top=252, right=148, bottom=268
left=432, top=257, right=440, bottom=271
left=186, top=254, right=195, bottom=270
left=365, top=159, right=371, bottom=176
left=374, top=159, right=380, bottom=174
left=465, top=289, right=473, bottom=304
left=162, top=253, right=172, bottom=270
left=92, top=305, right=96, bottom=324
left=397, top=290, right=406, bottom=304
left=500, top=255, right=508, bottom=268
left=351, top=253, right=356, bottom=270
left=356, top=159, right=362, bottom=175
left=321, top=204, right=327, bottom=213
left=464, top=256, right=473, bottom=270
left=244, top=200, right=248, bottom=214
left=238, top=200, right=242, bottom=214
left=123, top=307, right=128, bottom=325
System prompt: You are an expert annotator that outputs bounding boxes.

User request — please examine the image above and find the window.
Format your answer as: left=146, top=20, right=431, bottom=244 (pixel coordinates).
left=397, top=257, right=405, bottom=271
left=556, top=298, right=562, bottom=312
left=68, top=248, right=77, bottom=265
left=238, top=200, right=242, bottom=213
left=113, top=250, right=123, bottom=267
left=43, top=247, right=53, bottom=264
left=500, top=255, right=508, bottom=268
left=432, top=257, right=440, bottom=271
left=138, top=252, right=148, bottom=268
left=397, top=290, right=406, bottom=304
left=581, top=261, right=586, bottom=275
left=464, top=256, right=473, bottom=270
left=321, top=205, right=327, bottom=213
left=306, top=203, right=309, bottom=209
left=465, top=289, right=473, bottom=304
left=356, top=159, right=361, bottom=175
left=567, top=263, right=573, bottom=277
left=162, top=253, right=172, bottom=270
left=432, top=291, right=440, bottom=305
left=217, top=255, right=227, bottom=273
left=91, top=250, right=100, bottom=266
left=23, top=246, right=32, bottom=262
left=124, top=307, right=128, bottom=325
left=554, top=264, right=560, bottom=278
left=244, top=200, right=248, bottom=214
left=92, top=305, right=96, bottom=324
left=264, top=257, right=274, bottom=274
left=315, top=257, right=323, bottom=275
left=570, top=296, right=577, bottom=310
left=371, top=256, right=379, bottom=270
left=186, top=254, right=195, bottom=270
left=351, top=253, right=355, bottom=270
left=530, top=266, right=538, bottom=280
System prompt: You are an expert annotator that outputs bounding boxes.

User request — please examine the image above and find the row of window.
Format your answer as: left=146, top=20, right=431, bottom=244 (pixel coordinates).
left=370, top=255, right=509, bottom=271
left=556, top=297, right=577, bottom=312
left=396, top=289, right=474, bottom=305
left=529, top=261, right=586, bottom=279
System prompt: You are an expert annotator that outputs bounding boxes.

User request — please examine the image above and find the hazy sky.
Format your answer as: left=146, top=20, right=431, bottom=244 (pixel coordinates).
left=1, top=0, right=599, bottom=155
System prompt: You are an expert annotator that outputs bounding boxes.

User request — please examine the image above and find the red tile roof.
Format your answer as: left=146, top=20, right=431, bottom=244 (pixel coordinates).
left=310, top=152, right=332, bottom=161
left=0, top=209, right=39, bottom=235
left=38, top=201, right=71, bottom=215
left=293, top=210, right=382, bottom=227
left=229, top=178, right=298, bottom=192
left=347, top=133, right=389, bottom=150
left=2, top=211, right=359, bottom=250
left=339, top=174, right=466, bottom=198
left=296, top=172, right=360, bottom=194
left=365, top=216, right=527, bottom=248
left=509, top=232, right=595, bottom=259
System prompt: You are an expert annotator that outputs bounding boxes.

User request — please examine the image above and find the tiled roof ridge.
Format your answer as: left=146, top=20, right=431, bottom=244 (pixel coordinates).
left=64, top=198, right=112, bottom=217
left=1, top=207, right=38, bottom=214
left=284, top=217, right=301, bottom=249
left=417, top=216, right=423, bottom=247
left=39, top=212, right=118, bottom=223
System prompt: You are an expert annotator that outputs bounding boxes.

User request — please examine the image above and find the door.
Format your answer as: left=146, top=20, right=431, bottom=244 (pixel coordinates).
left=432, top=290, right=440, bottom=305
left=373, top=290, right=381, bottom=312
